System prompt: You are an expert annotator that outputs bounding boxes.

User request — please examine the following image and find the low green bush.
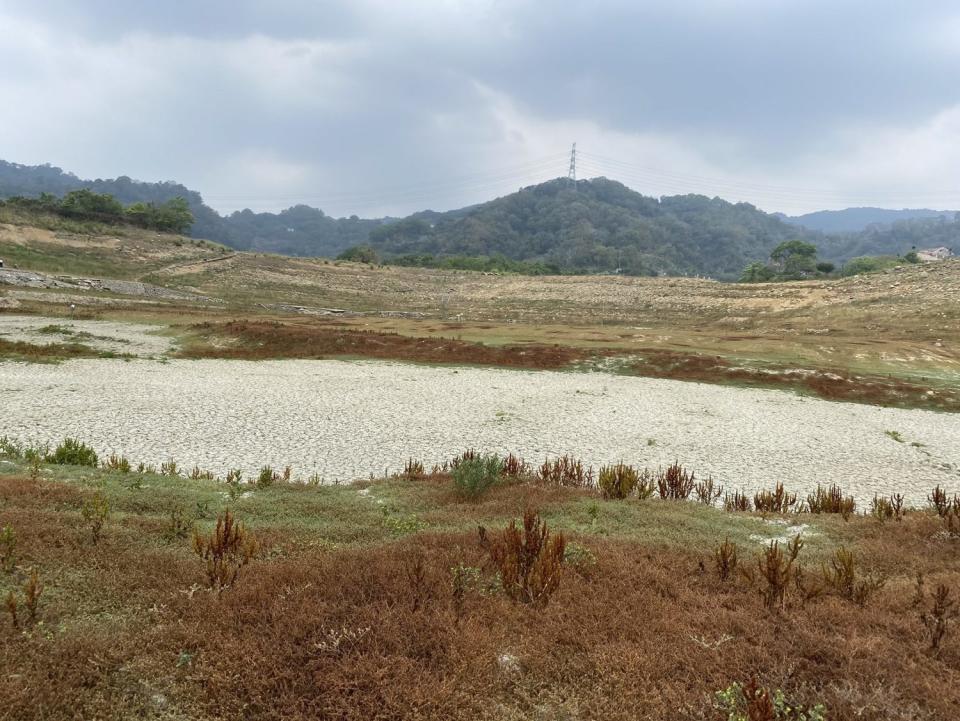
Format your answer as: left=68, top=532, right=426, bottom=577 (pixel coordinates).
left=46, top=438, right=98, bottom=467
left=452, top=455, right=503, bottom=499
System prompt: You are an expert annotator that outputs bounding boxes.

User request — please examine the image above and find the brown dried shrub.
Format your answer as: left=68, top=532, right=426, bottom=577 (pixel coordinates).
left=402, top=458, right=426, bottom=480
left=821, top=547, right=886, bottom=606
left=656, top=462, right=695, bottom=500
left=484, top=508, right=565, bottom=606
left=535, top=455, right=594, bottom=488
left=755, top=535, right=803, bottom=611
left=23, top=569, right=42, bottom=624
left=192, top=510, right=258, bottom=591
left=694, top=476, right=723, bottom=506
left=714, top=538, right=738, bottom=581
left=724, top=490, right=752, bottom=512
left=754, top=482, right=798, bottom=514
left=501, top=453, right=530, bottom=480
left=929, top=485, right=952, bottom=517
left=921, top=584, right=958, bottom=653
left=805, top=484, right=855, bottom=520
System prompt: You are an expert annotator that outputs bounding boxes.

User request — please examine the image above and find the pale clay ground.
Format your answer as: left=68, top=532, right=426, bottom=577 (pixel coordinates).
left=0, top=315, right=175, bottom=356
left=2, top=356, right=959, bottom=507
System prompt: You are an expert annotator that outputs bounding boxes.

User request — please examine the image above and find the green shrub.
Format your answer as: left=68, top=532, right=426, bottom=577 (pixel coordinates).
left=257, top=466, right=278, bottom=487
left=598, top=462, right=638, bottom=499
left=452, top=455, right=503, bottom=499
left=46, top=438, right=98, bottom=467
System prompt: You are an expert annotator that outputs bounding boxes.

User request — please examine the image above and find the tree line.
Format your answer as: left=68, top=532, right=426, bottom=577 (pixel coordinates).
left=0, top=190, right=193, bottom=234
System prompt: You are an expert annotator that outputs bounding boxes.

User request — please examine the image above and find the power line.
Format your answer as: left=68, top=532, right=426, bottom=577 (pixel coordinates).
left=203, top=153, right=568, bottom=203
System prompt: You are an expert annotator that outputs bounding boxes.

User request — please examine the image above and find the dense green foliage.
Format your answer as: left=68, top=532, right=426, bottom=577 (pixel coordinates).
left=365, top=178, right=817, bottom=278
left=452, top=455, right=503, bottom=499
left=0, top=191, right=193, bottom=233
left=224, top=205, right=383, bottom=255
left=1, top=161, right=955, bottom=279
left=818, top=215, right=960, bottom=260
left=389, top=253, right=561, bottom=275
left=742, top=239, right=922, bottom=282
left=45, top=438, right=98, bottom=467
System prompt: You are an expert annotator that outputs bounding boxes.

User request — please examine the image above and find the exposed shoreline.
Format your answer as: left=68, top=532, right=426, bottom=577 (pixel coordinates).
left=2, top=357, right=959, bottom=505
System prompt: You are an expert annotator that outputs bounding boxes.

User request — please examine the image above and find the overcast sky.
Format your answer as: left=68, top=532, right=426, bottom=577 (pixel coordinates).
left=2, top=0, right=959, bottom=217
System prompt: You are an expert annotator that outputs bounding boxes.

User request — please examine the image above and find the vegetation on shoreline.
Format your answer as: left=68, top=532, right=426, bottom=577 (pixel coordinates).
left=174, top=320, right=960, bottom=412
left=2, top=440, right=960, bottom=719
left=0, top=337, right=132, bottom=363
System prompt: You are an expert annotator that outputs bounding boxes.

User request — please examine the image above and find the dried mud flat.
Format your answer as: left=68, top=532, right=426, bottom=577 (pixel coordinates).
left=0, top=314, right=174, bottom=356
left=2, top=358, right=959, bottom=505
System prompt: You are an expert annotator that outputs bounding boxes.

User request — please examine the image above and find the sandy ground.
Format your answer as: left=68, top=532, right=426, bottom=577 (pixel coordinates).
left=2, top=358, right=958, bottom=505
left=0, top=315, right=174, bottom=356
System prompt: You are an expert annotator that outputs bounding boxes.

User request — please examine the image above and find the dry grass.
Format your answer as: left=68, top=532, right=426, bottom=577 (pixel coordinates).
left=2, top=462, right=960, bottom=719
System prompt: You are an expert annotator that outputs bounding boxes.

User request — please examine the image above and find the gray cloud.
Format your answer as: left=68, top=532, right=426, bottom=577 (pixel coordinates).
left=1, top=0, right=959, bottom=216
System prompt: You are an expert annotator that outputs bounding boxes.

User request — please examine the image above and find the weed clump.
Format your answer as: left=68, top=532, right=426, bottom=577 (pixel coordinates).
left=598, top=462, right=638, bottom=499
left=80, top=491, right=110, bottom=544
left=4, top=570, right=43, bottom=629
left=536, top=455, right=594, bottom=488
left=714, top=538, right=738, bottom=581
left=920, top=584, right=957, bottom=653
left=192, top=510, right=258, bottom=591
left=928, top=485, right=955, bottom=517
left=724, top=490, right=752, bottom=512
left=47, top=438, right=98, bottom=467
left=452, top=455, right=503, bottom=499
left=164, top=506, right=194, bottom=541
left=190, top=466, right=216, bottom=481
left=821, top=547, right=886, bottom=606
left=656, top=462, right=695, bottom=500
left=870, top=493, right=905, bottom=523
left=754, top=482, right=798, bottom=514
left=754, top=535, right=803, bottom=611
left=694, top=476, right=723, bottom=506
left=401, top=458, right=426, bottom=480
left=501, top=453, right=530, bottom=479
left=805, top=484, right=855, bottom=519
left=484, top=508, right=565, bottom=606
left=102, top=453, right=131, bottom=473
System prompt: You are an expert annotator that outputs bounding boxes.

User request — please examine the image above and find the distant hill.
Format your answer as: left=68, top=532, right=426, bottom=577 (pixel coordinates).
left=366, top=177, right=821, bottom=278
left=0, top=161, right=384, bottom=255
left=1, top=159, right=957, bottom=278
left=816, top=215, right=960, bottom=260
left=780, top=207, right=957, bottom=233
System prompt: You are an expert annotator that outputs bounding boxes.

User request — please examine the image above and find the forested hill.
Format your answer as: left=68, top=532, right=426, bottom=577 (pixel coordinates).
left=0, top=161, right=382, bottom=255
left=2, top=160, right=955, bottom=278
left=367, top=177, right=819, bottom=278
left=0, top=160, right=225, bottom=242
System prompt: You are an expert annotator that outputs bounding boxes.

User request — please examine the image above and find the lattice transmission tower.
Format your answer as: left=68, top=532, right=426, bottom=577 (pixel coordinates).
left=567, top=142, right=577, bottom=188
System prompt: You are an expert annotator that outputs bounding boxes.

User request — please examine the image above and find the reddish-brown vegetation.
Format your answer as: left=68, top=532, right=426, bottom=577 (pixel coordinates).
left=632, top=349, right=960, bottom=412
left=179, top=320, right=591, bottom=369
left=3, top=473, right=960, bottom=719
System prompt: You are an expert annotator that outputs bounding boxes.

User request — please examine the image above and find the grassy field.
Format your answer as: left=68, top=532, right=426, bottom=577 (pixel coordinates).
left=2, top=444, right=960, bottom=720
